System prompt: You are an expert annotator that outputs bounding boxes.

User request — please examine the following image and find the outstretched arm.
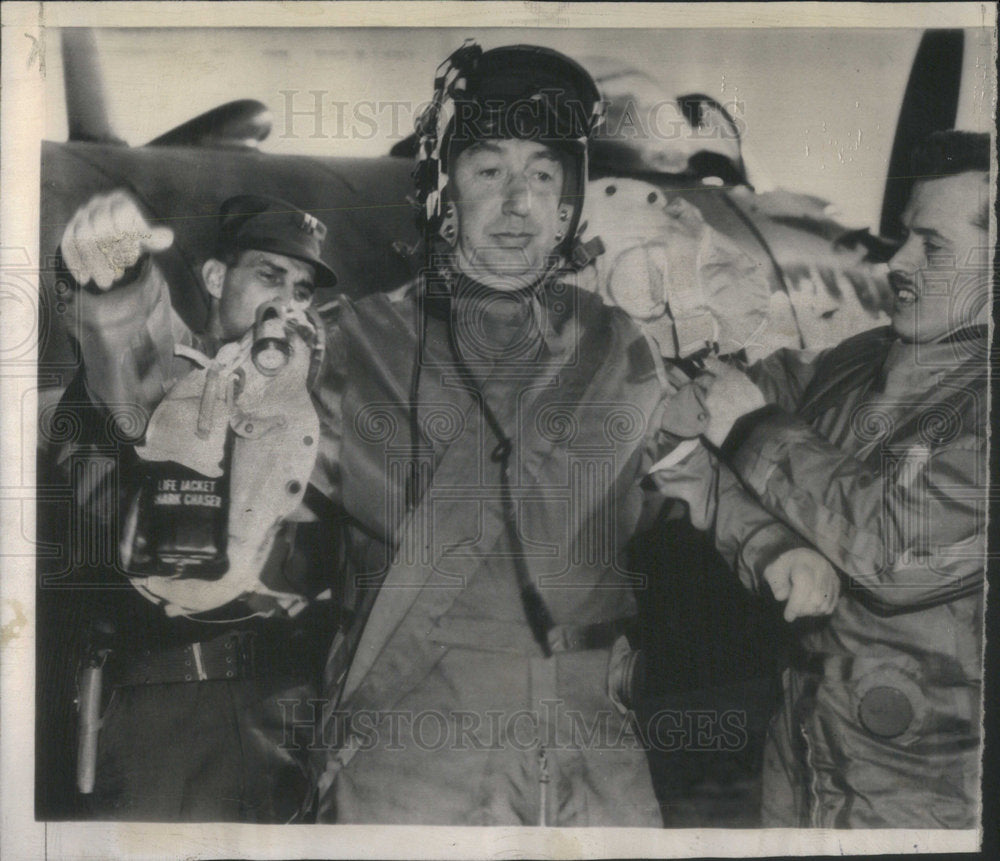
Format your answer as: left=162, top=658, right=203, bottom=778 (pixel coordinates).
left=646, top=437, right=839, bottom=620
left=699, top=354, right=987, bottom=611
left=647, top=361, right=839, bottom=622
left=60, top=191, right=194, bottom=439
left=718, top=399, right=986, bottom=612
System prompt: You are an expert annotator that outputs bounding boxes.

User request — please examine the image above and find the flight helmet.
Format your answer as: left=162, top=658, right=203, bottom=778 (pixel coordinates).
left=414, top=41, right=604, bottom=262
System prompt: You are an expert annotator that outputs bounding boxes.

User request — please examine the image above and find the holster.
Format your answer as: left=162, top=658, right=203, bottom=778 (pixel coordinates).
left=75, top=639, right=111, bottom=794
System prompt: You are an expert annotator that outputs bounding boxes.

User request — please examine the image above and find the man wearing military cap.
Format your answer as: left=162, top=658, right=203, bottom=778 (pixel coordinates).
left=54, top=192, right=343, bottom=821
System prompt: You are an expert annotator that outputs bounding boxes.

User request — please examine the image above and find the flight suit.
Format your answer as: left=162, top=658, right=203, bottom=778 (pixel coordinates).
left=719, top=326, right=987, bottom=828
left=307, top=272, right=800, bottom=825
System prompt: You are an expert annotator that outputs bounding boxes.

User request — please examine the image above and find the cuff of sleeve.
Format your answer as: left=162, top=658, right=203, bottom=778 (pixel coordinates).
left=74, top=255, right=165, bottom=338
left=57, top=249, right=152, bottom=293
left=116, top=253, right=153, bottom=290
left=739, top=521, right=803, bottom=592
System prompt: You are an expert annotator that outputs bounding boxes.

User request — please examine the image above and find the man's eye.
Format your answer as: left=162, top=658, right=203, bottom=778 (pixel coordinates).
left=477, top=167, right=502, bottom=179
left=293, top=287, right=313, bottom=303
left=532, top=170, right=555, bottom=183
left=258, top=269, right=279, bottom=283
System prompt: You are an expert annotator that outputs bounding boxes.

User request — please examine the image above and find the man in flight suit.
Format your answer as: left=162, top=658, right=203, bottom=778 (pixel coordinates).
left=690, top=131, right=990, bottom=828
left=302, top=42, right=837, bottom=826
left=54, top=193, right=342, bottom=821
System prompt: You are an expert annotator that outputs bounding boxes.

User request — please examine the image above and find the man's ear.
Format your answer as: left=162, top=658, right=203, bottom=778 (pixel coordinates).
left=202, top=258, right=227, bottom=300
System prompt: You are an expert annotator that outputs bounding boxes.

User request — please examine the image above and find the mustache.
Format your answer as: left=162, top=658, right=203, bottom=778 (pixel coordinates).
left=888, top=270, right=916, bottom=293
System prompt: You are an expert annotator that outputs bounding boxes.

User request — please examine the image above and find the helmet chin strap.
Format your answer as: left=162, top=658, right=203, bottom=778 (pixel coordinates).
left=554, top=202, right=572, bottom=244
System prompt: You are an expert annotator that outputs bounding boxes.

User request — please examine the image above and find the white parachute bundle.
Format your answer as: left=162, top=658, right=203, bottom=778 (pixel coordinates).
left=572, top=177, right=773, bottom=360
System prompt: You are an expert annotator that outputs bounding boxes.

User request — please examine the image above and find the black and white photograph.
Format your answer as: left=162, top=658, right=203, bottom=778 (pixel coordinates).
left=1, top=2, right=995, bottom=858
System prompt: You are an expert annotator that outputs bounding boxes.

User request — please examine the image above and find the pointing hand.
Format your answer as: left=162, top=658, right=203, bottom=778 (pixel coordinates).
left=61, top=191, right=174, bottom=290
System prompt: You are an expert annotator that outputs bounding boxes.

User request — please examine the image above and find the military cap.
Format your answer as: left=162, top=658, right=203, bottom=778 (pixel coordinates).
left=216, top=194, right=338, bottom=289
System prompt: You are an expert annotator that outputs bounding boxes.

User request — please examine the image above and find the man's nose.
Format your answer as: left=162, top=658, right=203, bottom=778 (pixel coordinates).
left=502, top=175, right=531, bottom=216
left=269, top=280, right=297, bottom=308
left=888, top=235, right=922, bottom=275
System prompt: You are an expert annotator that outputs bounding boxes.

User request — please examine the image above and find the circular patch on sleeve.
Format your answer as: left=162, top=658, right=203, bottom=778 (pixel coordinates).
left=858, top=685, right=914, bottom=738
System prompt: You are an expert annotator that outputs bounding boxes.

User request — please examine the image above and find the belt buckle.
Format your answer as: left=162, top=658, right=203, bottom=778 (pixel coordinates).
left=186, top=641, right=209, bottom=681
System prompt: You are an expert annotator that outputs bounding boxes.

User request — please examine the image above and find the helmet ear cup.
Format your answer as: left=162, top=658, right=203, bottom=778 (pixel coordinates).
left=439, top=201, right=458, bottom=247
left=554, top=206, right=572, bottom=244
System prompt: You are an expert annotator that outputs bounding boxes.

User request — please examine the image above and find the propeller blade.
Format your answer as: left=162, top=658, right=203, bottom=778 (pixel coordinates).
left=879, top=29, right=963, bottom=239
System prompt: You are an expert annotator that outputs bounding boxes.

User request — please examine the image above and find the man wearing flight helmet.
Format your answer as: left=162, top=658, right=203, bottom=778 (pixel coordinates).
left=307, top=42, right=837, bottom=826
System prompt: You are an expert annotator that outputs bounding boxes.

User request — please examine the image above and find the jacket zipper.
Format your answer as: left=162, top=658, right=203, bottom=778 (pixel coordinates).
left=538, top=746, right=551, bottom=827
